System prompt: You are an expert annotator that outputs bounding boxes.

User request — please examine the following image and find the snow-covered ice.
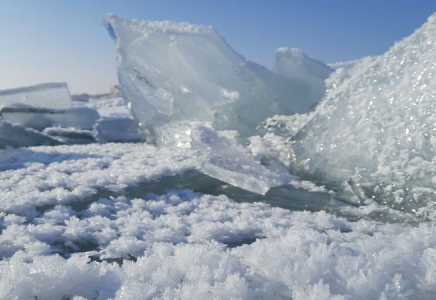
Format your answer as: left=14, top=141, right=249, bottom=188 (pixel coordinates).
left=287, top=13, right=436, bottom=215
left=1, top=142, right=436, bottom=299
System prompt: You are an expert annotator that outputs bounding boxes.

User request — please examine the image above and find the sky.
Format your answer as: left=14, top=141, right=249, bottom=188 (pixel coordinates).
left=0, top=1, right=435, bottom=94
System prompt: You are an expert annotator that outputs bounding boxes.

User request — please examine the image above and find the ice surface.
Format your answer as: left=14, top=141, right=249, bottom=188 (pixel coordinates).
left=290, top=13, right=436, bottom=213
left=55, top=107, right=100, bottom=130
left=103, top=15, right=315, bottom=141
left=0, top=82, right=71, bottom=111
left=273, top=47, right=334, bottom=107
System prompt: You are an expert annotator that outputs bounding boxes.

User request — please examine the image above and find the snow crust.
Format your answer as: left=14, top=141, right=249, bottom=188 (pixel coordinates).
left=103, top=15, right=317, bottom=141
left=289, top=12, right=436, bottom=214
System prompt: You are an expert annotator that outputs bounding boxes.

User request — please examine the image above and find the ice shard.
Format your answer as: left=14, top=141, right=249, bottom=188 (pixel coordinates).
left=190, top=126, right=291, bottom=194
left=291, top=13, right=436, bottom=212
left=103, top=15, right=314, bottom=142
left=272, top=47, right=333, bottom=107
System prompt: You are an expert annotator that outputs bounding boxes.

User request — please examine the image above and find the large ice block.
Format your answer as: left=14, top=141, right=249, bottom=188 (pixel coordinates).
left=272, top=47, right=333, bottom=107
left=0, top=83, right=71, bottom=111
left=291, top=13, right=436, bottom=212
left=103, top=15, right=314, bottom=142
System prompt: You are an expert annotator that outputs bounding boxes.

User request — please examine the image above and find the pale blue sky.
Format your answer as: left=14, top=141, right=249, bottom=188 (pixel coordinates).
left=1, top=1, right=435, bottom=94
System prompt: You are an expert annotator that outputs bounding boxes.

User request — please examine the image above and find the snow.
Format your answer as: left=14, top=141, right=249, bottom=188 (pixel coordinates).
left=288, top=12, right=436, bottom=215
left=103, top=15, right=317, bottom=142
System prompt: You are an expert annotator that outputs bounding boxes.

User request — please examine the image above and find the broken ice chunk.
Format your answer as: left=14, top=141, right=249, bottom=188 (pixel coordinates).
left=190, top=126, right=291, bottom=194
left=0, top=83, right=99, bottom=131
left=94, top=117, right=142, bottom=143
left=0, top=83, right=71, bottom=111
left=0, top=120, right=61, bottom=149
left=103, top=15, right=317, bottom=141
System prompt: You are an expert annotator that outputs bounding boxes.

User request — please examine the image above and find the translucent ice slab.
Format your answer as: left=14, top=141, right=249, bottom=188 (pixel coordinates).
left=190, top=125, right=291, bottom=194
left=103, top=15, right=315, bottom=142
left=0, top=120, right=61, bottom=149
left=0, top=83, right=71, bottom=111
